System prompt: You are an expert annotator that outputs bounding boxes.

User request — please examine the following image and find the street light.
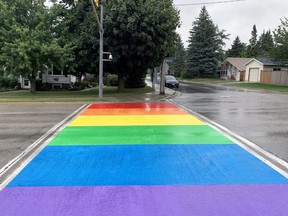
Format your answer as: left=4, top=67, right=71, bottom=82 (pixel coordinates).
left=90, top=0, right=106, bottom=100
left=103, top=52, right=112, bottom=61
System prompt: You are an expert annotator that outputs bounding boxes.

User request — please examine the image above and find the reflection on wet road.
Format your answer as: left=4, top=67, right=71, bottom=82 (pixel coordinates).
left=175, top=82, right=288, bottom=161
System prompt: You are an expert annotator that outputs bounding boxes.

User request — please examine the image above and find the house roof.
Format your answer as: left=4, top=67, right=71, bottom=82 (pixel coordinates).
left=257, top=58, right=284, bottom=66
left=245, top=58, right=286, bottom=66
left=222, top=57, right=253, bottom=71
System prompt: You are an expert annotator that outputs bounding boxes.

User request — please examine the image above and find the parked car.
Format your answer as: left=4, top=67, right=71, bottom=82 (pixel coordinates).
left=165, top=75, right=179, bottom=88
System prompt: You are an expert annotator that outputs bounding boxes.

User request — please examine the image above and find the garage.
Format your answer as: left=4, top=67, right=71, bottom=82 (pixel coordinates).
left=248, top=68, right=259, bottom=82
left=245, top=59, right=264, bottom=82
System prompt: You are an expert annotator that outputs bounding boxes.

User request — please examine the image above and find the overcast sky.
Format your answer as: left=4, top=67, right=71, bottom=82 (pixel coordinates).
left=173, top=0, right=288, bottom=50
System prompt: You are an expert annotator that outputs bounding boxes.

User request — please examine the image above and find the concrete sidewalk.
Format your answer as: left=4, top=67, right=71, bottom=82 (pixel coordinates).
left=1, top=102, right=288, bottom=215
left=105, top=79, right=179, bottom=103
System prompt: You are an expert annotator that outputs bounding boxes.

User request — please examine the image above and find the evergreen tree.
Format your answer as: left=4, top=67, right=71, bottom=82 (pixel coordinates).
left=273, top=17, right=288, bottom=63
left=247, top=25, right=260, bottom=57
left=258, top=30, right=274, bottom=58
left=186, top=6, right=228, bottom=78
left=169, top=35, right=186, bottom=77
left=226, top=36, right=246, bottom=57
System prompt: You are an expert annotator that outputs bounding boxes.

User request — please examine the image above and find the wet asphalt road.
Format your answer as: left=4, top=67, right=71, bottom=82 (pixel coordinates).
left=173, top=82, right=288, bottom=162
left=0, top=103, right=83, bottom=172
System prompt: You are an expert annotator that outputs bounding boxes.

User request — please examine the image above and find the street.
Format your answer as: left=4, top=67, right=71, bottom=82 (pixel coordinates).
left=175, top=82, right=288, bottom=162
left=1, top=82, right=288, bottom=215
left=0, top=103, right=85, bottom=183
left=1, top=102, right=288, bottom=215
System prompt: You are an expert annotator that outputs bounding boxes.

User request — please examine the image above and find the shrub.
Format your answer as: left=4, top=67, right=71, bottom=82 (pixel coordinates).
left=0, top=77, right=19, bottom=89
left=107, top=74, right=118, bottom=86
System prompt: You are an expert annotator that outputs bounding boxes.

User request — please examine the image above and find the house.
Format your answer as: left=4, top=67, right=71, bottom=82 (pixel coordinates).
left=41, top=69, right=76, bottom=89
left=245, top=58, right=288, bottom=82
left=20, top=68, right=76, bottom=89
left=19, top=76, right=31, bottom=89
left=221, top=57, right=252, bottom=81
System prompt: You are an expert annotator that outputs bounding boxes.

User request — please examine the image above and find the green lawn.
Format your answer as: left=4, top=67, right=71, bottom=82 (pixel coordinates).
left=178, top=78, right=236, bottom=84
left=178, top=78, right=288, bottom=93
left=0, top=86, right=153, bottom=102
left=227, top=83, right=288, bottom=93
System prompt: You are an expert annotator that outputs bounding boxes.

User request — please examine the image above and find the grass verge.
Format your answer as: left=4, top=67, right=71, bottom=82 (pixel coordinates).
left=227, top=83, right=288, bottom=93
left=178, top=78, right=288, bottom=93
left=178, top=78, right=237, bottom=84
left=0, top=86, right=153, bottom=102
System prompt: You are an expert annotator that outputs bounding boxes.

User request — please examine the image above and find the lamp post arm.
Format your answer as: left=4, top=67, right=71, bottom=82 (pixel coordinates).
left=90, top=0, right=103, bottom=32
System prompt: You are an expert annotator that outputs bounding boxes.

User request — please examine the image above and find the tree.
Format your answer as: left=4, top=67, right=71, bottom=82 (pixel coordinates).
left=0, top=0, right=73, bottom=93
left=258, top=30, right=274, bottom=58
left=273, top=17, right=288, bottom=63
left=226, top=36, right=246, bottom=57
left=104, top=0, right=180, bottom=89
left=169, top=35, right=186, bottom=77
left=246, top=25, right=260, bottom=57
left=52, top=0, right=100, bottom=81
left=186, top=6, right=228, bottom=78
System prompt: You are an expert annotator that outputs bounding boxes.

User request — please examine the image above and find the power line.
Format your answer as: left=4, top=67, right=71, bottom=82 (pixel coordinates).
left=174, top=0, right=245, bottom=7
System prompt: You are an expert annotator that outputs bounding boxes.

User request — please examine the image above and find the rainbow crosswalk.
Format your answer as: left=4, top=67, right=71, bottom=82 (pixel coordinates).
left=1, top=102, right=288, bottom=215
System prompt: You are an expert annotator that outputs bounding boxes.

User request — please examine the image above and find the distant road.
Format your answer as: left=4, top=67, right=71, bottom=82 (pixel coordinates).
left=174, top=81, right=288, bottom=162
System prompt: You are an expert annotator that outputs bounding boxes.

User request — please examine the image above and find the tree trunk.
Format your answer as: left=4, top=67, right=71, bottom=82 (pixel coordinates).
left=30, top=77, right=36, bottom=93
left=118, top=74, right=125, bottom=92
left=160, top=60, right=165, bottom=95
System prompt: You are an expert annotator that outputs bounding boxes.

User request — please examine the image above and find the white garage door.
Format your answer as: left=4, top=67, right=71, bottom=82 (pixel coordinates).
left=248, top=68, right=259, bottom=82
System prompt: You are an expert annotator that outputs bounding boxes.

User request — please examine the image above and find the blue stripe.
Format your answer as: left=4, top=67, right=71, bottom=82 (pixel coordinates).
left=8, top=145, right=288, bottom=187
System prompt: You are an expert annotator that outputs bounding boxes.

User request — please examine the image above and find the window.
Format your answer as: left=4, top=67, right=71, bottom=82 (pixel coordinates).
left=273, top=68, right=281, bottom=71
left=52, top=68, right=63, bottom=76
left=24, top=79, right=29, bottom=86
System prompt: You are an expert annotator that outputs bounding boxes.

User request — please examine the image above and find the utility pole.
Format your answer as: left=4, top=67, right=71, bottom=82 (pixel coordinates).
left=98, top=5, right=104, bottom=100
left=90, top=0, right=104, bottom=100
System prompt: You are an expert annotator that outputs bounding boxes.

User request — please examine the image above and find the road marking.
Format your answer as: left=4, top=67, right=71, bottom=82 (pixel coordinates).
left=171, top=99, right=288, bottom=178
left=1, top=102, right=288, bottom=215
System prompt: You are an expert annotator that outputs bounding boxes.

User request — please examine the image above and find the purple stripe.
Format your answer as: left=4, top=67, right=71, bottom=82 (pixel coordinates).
left=1, top=184, right=288, bottom=216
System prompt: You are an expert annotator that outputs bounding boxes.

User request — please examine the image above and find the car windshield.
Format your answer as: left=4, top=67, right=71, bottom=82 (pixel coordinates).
left=165, top=76, right=176, bottom=81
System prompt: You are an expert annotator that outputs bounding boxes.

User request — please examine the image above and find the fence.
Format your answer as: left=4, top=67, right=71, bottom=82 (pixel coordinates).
left=260, top=70, right=288, bottom=86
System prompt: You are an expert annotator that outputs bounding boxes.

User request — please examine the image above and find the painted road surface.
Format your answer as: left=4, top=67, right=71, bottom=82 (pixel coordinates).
left=1, top=102, right=288, bottom=215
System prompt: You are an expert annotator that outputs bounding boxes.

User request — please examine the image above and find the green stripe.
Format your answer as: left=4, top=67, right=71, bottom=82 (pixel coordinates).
left=49, top=125, right=234, bottom=146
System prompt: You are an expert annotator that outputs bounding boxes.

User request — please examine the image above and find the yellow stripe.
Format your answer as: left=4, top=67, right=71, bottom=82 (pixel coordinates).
left=69, top=115, right=205, bottom=126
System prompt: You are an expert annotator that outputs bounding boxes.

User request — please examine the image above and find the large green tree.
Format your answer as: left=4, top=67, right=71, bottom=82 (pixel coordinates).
left=0, top=0, right=73, bottom=93
left=169, top=35, right=186, bottom=77
left=52, top=0, right=99, bottom=80
left=186, top=6, right=228, bottom=78
left=273, top=17, right=288, bottom=63
left=104, top=0, right=180, bottom=89
left=258, top=30, right=274, bottom=58
left=246, top=25, right=260, bottom=57
left=226, top=36, right=246, bottom=57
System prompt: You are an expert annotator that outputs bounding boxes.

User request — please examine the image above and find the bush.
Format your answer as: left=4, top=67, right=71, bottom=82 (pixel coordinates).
left=81, top=74, right=98, bottom=88
left=104, top=73, right=118, bottom=86
left=125, top=74, right=146, bottom=88
left=0, top=77, right=19, bottom=89
left=70, top=81, right=89, bottom=91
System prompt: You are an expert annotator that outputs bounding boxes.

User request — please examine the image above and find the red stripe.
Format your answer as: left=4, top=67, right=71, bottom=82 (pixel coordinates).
left=88, top=103, right=177, bottom=109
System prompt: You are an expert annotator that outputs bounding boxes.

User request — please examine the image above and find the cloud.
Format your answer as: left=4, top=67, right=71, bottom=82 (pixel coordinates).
left=174, top=0, right=288, bottom=49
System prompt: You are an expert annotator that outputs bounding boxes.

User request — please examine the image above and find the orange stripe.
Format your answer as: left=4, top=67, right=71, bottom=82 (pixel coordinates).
left=81, top=108, right=188, bottom=116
